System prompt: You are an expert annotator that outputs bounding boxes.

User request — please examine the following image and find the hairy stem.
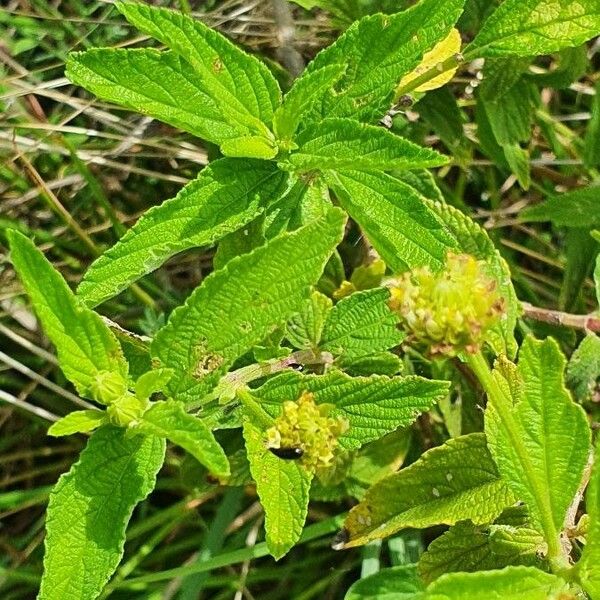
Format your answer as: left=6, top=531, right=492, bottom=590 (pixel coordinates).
left=521, top=302, right=600, bottom=333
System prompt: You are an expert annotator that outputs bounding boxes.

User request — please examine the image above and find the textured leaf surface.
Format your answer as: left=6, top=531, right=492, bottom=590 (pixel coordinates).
left=423, top=566, right=568, bottom=599
left=288, top=119, right=447, bottom=172
left=321, top=288, right=404, bottom=361
left=326, top=171, right=456, bottom=272
left=78, top=160, right=288, bottom=307
left=567, top=333, right=600, bottom=402
left=38, top=427, right=165, bottom=600
left=579, top=445, right=600, bottom=599
left=286, top=291, right=332, bottom=350
left=425, top=200, right=518, bottom=357
left=243, top=418, right=312, bottom=559
left=151, top=209, right=345, bottom=403
left=48, top=410, right=106, bottom=437
left=65, top=49, right=242, bottom=144
left=521, top=185, right=600, bottom=227
left=304, top=0, right=466, bottom=121
left=485, top=336, right=591, bottom=537
left=469, top=0, right=600, bottom=58
left=273, top=64, right=346, bottom=140
left=341, top=433, right=515, bottom=548
left=345, top=565, right=425, bottom=600
left=116, top=2, right=280, bottom=133
left=7, top=230, right=128, bottom=397
left=418, top=517, right=544, bottom=584
left=137, top=400, right=229, bottom=477
left=255, top=370, right=448, bottom=450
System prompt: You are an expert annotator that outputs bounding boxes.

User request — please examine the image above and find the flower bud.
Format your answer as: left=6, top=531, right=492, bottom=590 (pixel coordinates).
left=89, top=371, right=128, bottom=405
left=266, top=391, right=349, bottom=471
left=106, top=392, right=148, bottom=427
left=388, top=253, right=505, bottom=357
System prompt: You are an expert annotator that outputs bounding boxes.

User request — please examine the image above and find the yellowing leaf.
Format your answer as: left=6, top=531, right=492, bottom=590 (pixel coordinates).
left=398, top=28, right=461, bottom=94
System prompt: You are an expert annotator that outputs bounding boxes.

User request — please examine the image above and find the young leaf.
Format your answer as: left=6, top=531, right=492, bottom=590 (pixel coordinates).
left=78, top=159, right=288, bottom=307
left=273, top=64, right=346, bottom=141
left=567, top=333, right=600, bottom=402
left=423, top=565, right=569, bottom=599
left=38, top=426, right=165, bottom=600
left=255, top=370, right=448, bottom=450
left=115, top=1, right=281, bottom=134
left=286, top=291, right=332, bottom=350
left=425, top=199, right=519, bottom=357
left=220, top=135, right=278, bottom=160
left=340, top=433, right=515, bottom=548
left=65, top=49, right=242, bottom=144
left=345, top=565, right=425, bottom=600
left=326, top=171, right=456, bottom=273
left=579, top=444, right=600, bottom=599
left=243, top=418, right=312, bottom=559
left=287, top=119, right=448, bottom=173
left=135, top=368, right=173, bottom=401
left=48, top=410, right=107, bottom=437
left=321, top=288, right=404, bottom=361
left=521, top=185, right=600, bottom=228
left=7, top=230, right=128, bottom=398
left=485, top=337, right=591, bottom=551
left=468, top=0, right=600, bottom=58
left=418, top=516, right=544, bottom=584
left=304, top=0, right=467, bottom=121
left=151, top=208, right=346, bottom=403
left=136, top=400, right=229, bottom=477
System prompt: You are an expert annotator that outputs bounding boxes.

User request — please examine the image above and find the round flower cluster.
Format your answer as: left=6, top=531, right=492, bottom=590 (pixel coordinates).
left=266, top=391, right=349, bottom=471
left=388, top=253, right=505, bottom=357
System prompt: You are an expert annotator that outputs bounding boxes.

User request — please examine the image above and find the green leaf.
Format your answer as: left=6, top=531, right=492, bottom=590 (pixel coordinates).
left=136, top=400, right=229, bottom=477
left=468, top=0, right=600, bottom=58
left=304, top=0, right=467, bottom=121
left=340, top=433, right=515, bottom=548
left=65, top=49, right=242, bottom=144
left=326, top=171, right=456, bottom=273
left=273, top=64, right=346, bottom=141
left=423, top=566, right=568, bottom=599
left=151, top=208, right=346, bottom=403
left=424, top=199, right=519, bottom=357
left=567, top=333, right=600, bottom=402
left=255, top=370, right=448, bottom=451
left=502, top=144, right=531, bottom=191
left=38, top=426, right=165, bottom=600
left=559, top=228, right=598, bottom=311
left=135, top=368, right=174, bottom=401
left=7, top=230, right=128, bottom=398
left=220, top=136, right=278, bottom=160
left=521, top=185, right=600, bottom=227
left=345, top=565, right=425, bottom=600
left=418, top=515, right=544, bottom=584
left=115, top=2, right=281, bottom=134
left=78, top=159, right=288, bottom=307
left=287, top=119, right=448, bottom=173
left=47, top=410, right=107, bottom=437
left=321, top=288, right=404, bottom=361
left=579, top=444, right=600, bottom=599
left=286, top=291, right=332, bottom=350
left=485, top=336, right=591, bottom=543
left=242, top=418, right=312, bottom=559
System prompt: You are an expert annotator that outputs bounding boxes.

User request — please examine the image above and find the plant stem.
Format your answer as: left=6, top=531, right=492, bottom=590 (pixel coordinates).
left=521, top=302, right=600, bottom=333
left=236, top=388, right=274, bottom=429
left=466, top=351, right=567, bottom=571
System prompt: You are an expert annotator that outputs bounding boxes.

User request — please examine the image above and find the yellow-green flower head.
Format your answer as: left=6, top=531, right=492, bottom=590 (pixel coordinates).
left=388, top=253, right=505, bottom=357
left=266, top=391, right=349, bottom=471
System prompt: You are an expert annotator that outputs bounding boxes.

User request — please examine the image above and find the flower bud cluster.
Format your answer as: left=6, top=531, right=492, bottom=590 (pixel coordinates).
left=266, top=391, right=349, bottom=471
left=388, top=253, right=505, bottom=357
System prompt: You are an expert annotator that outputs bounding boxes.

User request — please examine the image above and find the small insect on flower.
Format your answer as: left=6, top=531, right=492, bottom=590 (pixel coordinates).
left=265, top=391, right=349, bottom=471
left=269, top=447, right=304, bottom=460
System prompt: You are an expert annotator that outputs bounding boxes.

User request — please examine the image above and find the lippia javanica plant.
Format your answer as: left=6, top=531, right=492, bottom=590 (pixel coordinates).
left=7, top=0, right=600, bottom=597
